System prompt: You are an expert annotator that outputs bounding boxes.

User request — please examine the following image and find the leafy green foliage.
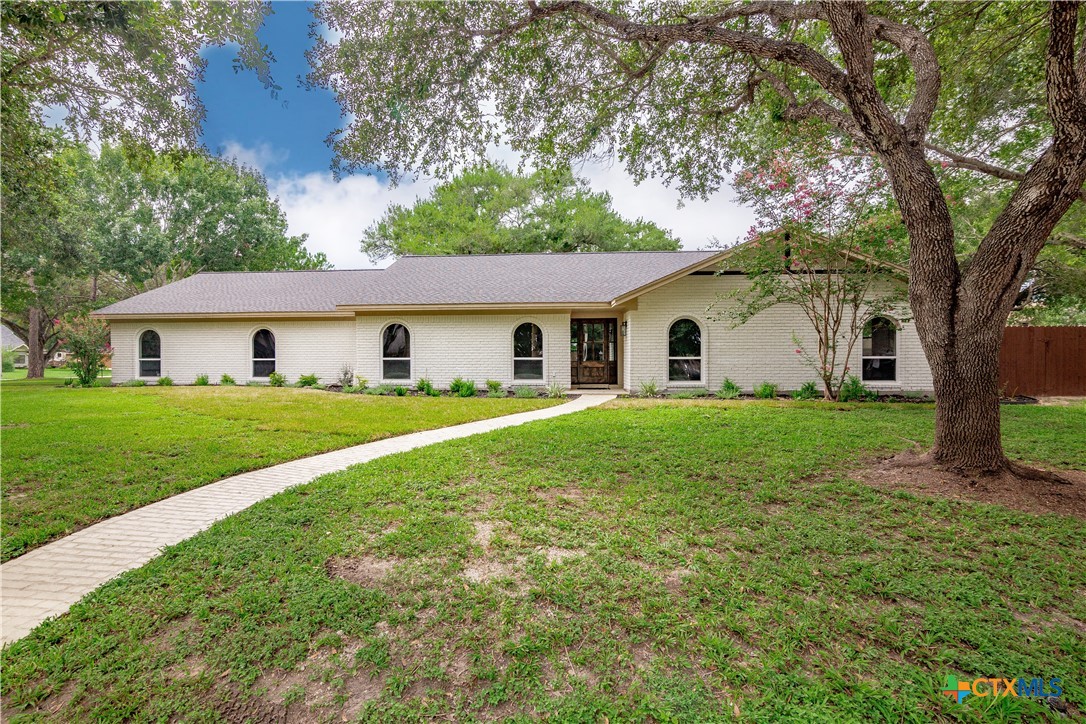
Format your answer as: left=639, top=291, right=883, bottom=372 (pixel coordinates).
left=361, top=163, right=678, bottom=261
left=60, top=315, right=109, bottom=387
left=637, top=380, right=659, bottom=397
left=219, top=374, right=236, bottom=387
left=416, top=378, right=435, bottom=396
left=268, top=372, right=287, bottom=388
left=194, top=374, right=209, bottom=387
left=716, top=378, right=741, bottom=400
left=547, top=381, right=567, bottom=399
left=297, top=374, right=320, bottom=388
left=393, top=386, right=408, bottom=397
left=792, top=381, right=821, bottom=401
left=514, top=386, right=539, bottom=399
left=753, top=382, right=779, bottom=399
left=156, top=376, right=174, bottom=387
left=0, top=384, right=556, bottom=560
left=450, top=377, right=477, bottom=398
left=2, top=400, right=1082, bottom=719
left=839, top=376, right=879, bottom=403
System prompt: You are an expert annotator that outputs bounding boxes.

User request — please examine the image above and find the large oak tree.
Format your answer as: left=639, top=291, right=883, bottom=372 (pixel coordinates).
left=310, top=0, right=1086, bottom=477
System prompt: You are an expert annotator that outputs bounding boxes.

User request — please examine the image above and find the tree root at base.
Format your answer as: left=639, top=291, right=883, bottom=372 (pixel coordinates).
left=886, top=450, right=1072, bottom=485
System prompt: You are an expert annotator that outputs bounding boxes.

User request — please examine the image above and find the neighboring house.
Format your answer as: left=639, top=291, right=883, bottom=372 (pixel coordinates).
left=92, top=250, right=933, bottom=392
left=2, top=324, right=29, bottom=369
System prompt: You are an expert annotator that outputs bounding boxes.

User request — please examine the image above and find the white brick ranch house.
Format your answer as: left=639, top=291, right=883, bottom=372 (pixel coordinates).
left=93, top=250, right=933, bottom=393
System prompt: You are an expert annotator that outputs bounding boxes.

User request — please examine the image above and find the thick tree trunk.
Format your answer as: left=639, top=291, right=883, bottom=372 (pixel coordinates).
left=924, top=322, right=1006, bottom=472
left=26, top=306, right=46, bottom=379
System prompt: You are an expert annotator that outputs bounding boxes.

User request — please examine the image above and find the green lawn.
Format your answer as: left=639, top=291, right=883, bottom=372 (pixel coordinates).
left=2, top=400, right=1083, bottom=721
left=0, top=368, right=106, bottom=382
left=0, top=384, right=557, bottom=561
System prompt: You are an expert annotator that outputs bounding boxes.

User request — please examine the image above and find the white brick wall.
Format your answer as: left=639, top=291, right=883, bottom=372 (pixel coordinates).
left=353, top=313, right=571, bottom=389
left=109, top=319, right=356, bottom=385
left=108, top=274, right=933, bottom=393
left=625, top=275, right=933, bottom=393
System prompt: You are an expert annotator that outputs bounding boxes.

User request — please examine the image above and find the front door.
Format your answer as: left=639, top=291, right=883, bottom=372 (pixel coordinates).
left=571, top=319, right=618, bottom=386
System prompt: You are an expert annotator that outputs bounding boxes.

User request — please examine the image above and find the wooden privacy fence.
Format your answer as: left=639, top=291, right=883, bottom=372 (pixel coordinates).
left=999, top=326, right=1086, bottom=397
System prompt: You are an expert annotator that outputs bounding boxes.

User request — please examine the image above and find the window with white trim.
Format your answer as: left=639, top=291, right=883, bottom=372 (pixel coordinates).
left=668, top=319, right=702, bottom=381
left=139, top=330, right=161, bottom=377
left=252, top=329, right=276, bottom=377
left=513, top=322, right=544, bottom=380
left=382, top=324, right=410, bottom=379
left=862, top=317, right=896, bottom=382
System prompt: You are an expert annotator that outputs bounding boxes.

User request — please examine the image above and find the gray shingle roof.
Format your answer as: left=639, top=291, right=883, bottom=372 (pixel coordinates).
left=2, top=324, right=27, bottom=348
left=93, top=251, right=721, bottom=316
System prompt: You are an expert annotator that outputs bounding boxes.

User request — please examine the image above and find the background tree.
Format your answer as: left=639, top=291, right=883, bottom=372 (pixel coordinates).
left=1, top=1, right=273, bottom=377
left=717, top=147, right=909, bottom=400
left=65, top=144, right=327, bottom=288
left=362, top=163, right=678, bottom=261
left=310, top=1, right=1086, bottom=478
left=1, top=145, right=327, bottom=375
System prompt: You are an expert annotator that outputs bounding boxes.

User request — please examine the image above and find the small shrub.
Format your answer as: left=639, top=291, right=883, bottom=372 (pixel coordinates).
left=450, top=377, right=476, bottom=397
left=157, top=376, right=174, bottom=386
left=513, top=385, right=538, bottom=398
left=63, top=377, right=74, bottom=386
left=220, top=374, right=236, bottom=386
left=194, top=374, right=209, bottom=386
left=416, top=377, right=435, bottom=396
left=485, top=379, right=503, bottom=394
left=547, top=381, right=566, bottom=399
left=121, top=379, right=146, bottom=387
left=792, top=381, right=820, bottom=401
left=354, top=377, right=368, bottom=391
left=368, top=384, right=394, bottom=396
left=393, top=385, right=408, bottom=396
left=716, top=378, right=741, bottom=399
left=338, top=364, right=354, bottom=388
left=62, top=314, right=110, bottom=386
left=268, top=371, right=287, bottom=387
left=1, top=349, right=14, bottom=372
left=296, top=373, right=319, bottom=387
left=839, top=375, right=878, bottom=402
left=754, top=381, right=778, bottom=399
left=638, top=380, right=659, bottom=397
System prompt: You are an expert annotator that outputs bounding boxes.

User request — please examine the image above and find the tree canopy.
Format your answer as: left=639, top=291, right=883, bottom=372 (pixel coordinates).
left=362, top=164, right=678, bottom=260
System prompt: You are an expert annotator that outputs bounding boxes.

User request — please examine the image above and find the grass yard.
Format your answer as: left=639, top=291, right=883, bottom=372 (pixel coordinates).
left=0, top=384, right=557, bottom=561
left=2, top=399, right=1083, bottom=721
left=0, top=368, right=105, bottom=382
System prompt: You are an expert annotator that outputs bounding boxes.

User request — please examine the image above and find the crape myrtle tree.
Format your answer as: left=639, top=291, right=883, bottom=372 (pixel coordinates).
left=1, top=0, right=273, bottom=377
left=309, top=1, right=1086, bottom=477
left=362, top=162, right=679, bottom=261
left=718, top=145, right=909, bottom=401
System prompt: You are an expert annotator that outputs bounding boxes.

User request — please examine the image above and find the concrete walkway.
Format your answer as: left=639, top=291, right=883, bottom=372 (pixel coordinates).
left=0, top=394, right=615, bottom=645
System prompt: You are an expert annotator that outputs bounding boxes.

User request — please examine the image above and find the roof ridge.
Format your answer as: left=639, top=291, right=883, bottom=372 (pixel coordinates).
left=193, top=268, right=384, bottom=275
left=398, top=249, right=714, bottom=259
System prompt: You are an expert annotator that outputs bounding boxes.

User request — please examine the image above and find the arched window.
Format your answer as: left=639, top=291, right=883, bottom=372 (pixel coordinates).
left=513, top=323, right=544, bottom=380
left=862, top=317, right=897, bottom=382
left=382, top=324, right=411, bottom=379
left=139, top=330, right=161, bottom=377
left=668, top=319, right=702, bottom=381
left=252, top=329, right=276, bottom=377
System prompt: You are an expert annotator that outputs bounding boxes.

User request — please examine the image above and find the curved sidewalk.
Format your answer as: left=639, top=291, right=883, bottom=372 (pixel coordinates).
left=1, top=394, right=615, bottom=645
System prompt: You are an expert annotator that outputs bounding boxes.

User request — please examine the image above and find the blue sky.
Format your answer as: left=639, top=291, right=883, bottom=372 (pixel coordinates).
left=195, top=2, right=754, bottom=269
left=198, top=2, right=337, bottom=177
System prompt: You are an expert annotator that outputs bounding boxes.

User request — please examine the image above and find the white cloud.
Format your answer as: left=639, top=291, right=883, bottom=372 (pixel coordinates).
left=254, top=142, right=755, bottom=269
left=269, top=172, right=436, bottom=268
left=221, top=140, right=290, bottom=173
left=578, top=160, right=756, bottom=250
